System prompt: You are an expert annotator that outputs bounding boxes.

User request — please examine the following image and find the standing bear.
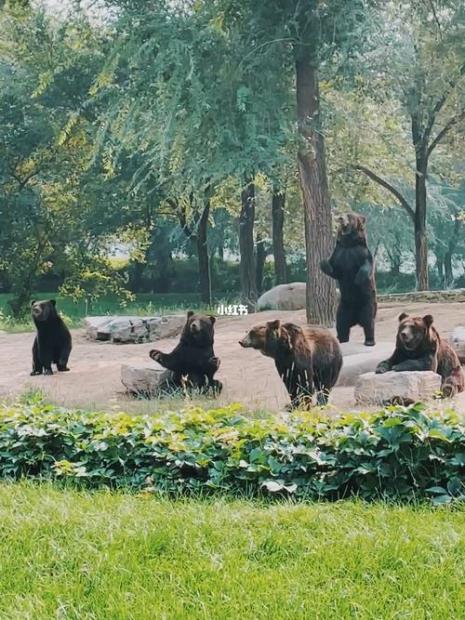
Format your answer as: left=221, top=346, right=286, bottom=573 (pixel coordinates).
left=31, top=299, right=72, bottom=375
left=376, top=313, right=465, bottom=397
left=149, top=310, right=222, bottom=394
left=320, top=212, right=377, bottom=346
left=239, top=320, right=342, bottom=409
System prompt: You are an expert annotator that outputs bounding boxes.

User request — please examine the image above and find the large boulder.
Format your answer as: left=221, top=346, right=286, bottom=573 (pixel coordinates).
left=84, top=314, right=185, bottom=344
left=355, top=371, right=441, bottom=406
left=256, top=282, right=306, bottom=311
left=337, top=341, right=394, bottom=387
left=121, top=363, right=173, bottom=396
left=450, top=326, right=465, bottom=364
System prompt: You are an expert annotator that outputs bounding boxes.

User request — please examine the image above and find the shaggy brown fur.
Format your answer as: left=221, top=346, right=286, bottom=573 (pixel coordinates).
left=239, top=320, right=342, bottom=409
left=376, top=313, right=465, bottom=397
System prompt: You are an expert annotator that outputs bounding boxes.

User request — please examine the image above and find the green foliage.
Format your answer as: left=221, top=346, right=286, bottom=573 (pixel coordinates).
left=2, top=399, right=465, bottom=504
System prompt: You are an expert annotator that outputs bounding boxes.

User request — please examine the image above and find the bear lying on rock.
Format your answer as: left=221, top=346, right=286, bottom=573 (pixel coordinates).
left=239, top=320, right=342, bottom=409
left=320, top=212, right=377, bottom=346
left=376, top=313, right=465, bottom=397
left=149, top=310, right=222, bottom=394
left=31, top=299, right=72, bottom=376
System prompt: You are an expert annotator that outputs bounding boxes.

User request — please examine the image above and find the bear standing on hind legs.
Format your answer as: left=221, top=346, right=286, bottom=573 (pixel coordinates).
left=31, top=300, right=72, bottom=375
left=320, top=212, right=377, bottom=346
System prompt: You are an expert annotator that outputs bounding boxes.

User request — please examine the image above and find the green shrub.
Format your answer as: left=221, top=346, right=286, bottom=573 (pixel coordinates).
left=0, top=399, right=464, bottom=504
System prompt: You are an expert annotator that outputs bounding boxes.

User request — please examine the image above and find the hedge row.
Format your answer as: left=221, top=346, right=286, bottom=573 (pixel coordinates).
left=1, top=398, right=465, bottom=504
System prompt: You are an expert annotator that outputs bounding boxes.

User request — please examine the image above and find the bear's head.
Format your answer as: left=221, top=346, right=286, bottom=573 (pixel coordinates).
left=336, top=212, right=367, bottom=246
left=396, top=312, right=437, bottom=352
left=31, top=299, right=58, bottom=323
left=181, top=310, right=216, bottom=346
left=239, top=319, right=293, bottom=358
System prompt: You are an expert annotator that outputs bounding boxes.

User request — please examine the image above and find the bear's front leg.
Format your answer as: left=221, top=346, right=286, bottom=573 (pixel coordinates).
left=375, top=360, right=391, bottom=374
left=149, top=349, right=177, bottom=370
left=31, top=338, right=42, bottom=376
left=320, top=259, right=335, bottom=278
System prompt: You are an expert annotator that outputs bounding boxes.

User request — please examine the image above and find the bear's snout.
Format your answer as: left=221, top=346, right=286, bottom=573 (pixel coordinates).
left=239, top=335, right=251, bottom=348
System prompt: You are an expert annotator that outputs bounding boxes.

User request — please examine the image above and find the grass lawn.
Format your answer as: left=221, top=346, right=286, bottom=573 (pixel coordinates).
left=1, top=484, right=465, bottom=619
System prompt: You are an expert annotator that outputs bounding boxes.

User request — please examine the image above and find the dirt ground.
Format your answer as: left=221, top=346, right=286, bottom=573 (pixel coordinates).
left=0, top=301, right=464, bottom=414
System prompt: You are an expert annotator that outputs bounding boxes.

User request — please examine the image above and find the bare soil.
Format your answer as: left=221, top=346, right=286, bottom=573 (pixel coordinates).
left=0, top=301, right=464, bottom=414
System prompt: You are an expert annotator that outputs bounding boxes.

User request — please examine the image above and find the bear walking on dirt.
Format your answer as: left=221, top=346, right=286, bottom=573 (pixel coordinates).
left=239, top=320, right=342, bottom=409
left=31, top=299, right=72, bottom=376
left=376, top=313, right=465, bottom=397
left=149, top=310, right=222, bottom=394
left=320, top=212, right=377, bottom=346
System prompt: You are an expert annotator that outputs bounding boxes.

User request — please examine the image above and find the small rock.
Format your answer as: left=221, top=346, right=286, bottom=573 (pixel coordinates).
left=450, top=326, right=465, bottom=364
left=121, top=363, right=173, bottom=396
left=337, top=342, right=395, bottom=387
left=355, top=371, right=442, bottom=406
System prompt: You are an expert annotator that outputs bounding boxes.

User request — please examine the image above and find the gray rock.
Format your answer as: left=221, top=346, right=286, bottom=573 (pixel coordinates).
left=450, top=326, right=465, bottom=364
left=337, top=342, right=395, bottom=387
left=355, top=371, right=441, bottom=406
left=257, top=282, right=306, bottom=311
left=121, top=363, right=173, bottom=396
left=84, top=314, right=185, bottom=344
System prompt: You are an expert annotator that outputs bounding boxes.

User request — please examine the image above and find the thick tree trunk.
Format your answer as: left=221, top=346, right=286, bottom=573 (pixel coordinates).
left=295, top=48, right=336, bottom=326
left=255, top=233, right=267, bottom=295
left=197, top=200, right=211, bottom=305
left=239, top=181, right=257, bottom=308
left=271, top=190, right=287, bottom=284
left=436, top=252, right=445, bottom=286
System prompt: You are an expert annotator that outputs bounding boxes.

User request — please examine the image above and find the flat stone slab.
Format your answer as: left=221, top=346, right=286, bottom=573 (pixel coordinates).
left=450, top=326, right=465, bottom=364
left=257, top=282, right=306, bottom=311
left=355, top=371, right=441, bottom=406
left=337, top=342, right=394, bottom=387
left=85, top=314, right=185, bottom=344
left=121, top=363, right=173, bottom=396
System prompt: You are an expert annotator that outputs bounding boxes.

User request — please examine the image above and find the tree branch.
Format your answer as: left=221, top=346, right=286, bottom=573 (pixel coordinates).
left=427, top=109, right=465, bottom=157
left=352, top=165, right=415, bottom=221
left=425, top=61, right=465, bottom=138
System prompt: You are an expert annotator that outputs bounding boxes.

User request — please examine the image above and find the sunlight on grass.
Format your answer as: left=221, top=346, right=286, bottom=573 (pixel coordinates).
left=1, top=483, right=465, bottom=619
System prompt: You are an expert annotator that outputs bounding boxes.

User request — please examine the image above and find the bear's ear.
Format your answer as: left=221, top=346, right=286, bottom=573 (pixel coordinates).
left=209, top=315, right=216, bottom=324
left=423, top=314, right=434, bottom=328
left=358, top=214, right=366, bottom=225
left=31, top=300, right=37, bottom=306
left=266, top=319, right=281, bottom=331
left=187, top=310, right=194, bottom=318
left=398, top=312, right=409, bottom=322
left=50, top=299, right=56, bottom=307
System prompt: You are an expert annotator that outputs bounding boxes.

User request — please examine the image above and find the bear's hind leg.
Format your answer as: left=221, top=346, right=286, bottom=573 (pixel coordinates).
left=358, top=302, right=375, bottom=347
left=31, top=338, right=42, bottom=376
left=336, top=304, right=352, bottom=343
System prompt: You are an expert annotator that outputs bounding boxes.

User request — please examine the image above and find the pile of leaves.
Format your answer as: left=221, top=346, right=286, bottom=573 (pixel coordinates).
left=0, top=397, right=464, bottom=504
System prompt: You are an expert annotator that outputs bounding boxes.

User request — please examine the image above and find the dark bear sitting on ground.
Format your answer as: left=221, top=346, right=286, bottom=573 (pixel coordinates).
left=376, top=313, right=465, bottom=397
left=31, top=299, right=72, bottom=376
left=320, top=212, right=377, bottom=346
left=149, top=310, right=222, bottom=395
left=239, top=320, right=342, bottom=409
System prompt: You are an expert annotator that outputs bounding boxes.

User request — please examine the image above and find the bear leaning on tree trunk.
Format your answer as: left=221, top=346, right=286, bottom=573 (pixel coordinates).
left=320, top=212, right=377, bottom=347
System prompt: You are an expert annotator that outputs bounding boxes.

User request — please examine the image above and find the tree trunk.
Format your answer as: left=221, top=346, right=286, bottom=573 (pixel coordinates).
left=197, top=200, right=211, bottom=305
left=295, top=44, right=336, bottom=326
left=444, top=251, right=453, bottom=288
left=436, top=252, right=445, bottom=287
left=256, top=233, right=267, bottom=295
left=271, top=190, right=287, bottom=284
left=239, top=181, right=257, bottom=308
left=414, top=152, right=429, bottom=290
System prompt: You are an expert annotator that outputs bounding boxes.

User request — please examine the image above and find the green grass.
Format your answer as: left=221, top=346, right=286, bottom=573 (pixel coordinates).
left=0, top=292, right=214, bottom=332
left=1, top=483, right=465, bottom=619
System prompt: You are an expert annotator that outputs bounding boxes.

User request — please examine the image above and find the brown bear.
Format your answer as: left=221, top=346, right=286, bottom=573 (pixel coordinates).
left=376, top=313, right=465, bottom=397
left=320, top=212, right=377, bottom=346
left=239, top=320, right=342, bottom=409
left=31, top=299, right=72, bottom=376
left=149, top=310, right=222, bottom=394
